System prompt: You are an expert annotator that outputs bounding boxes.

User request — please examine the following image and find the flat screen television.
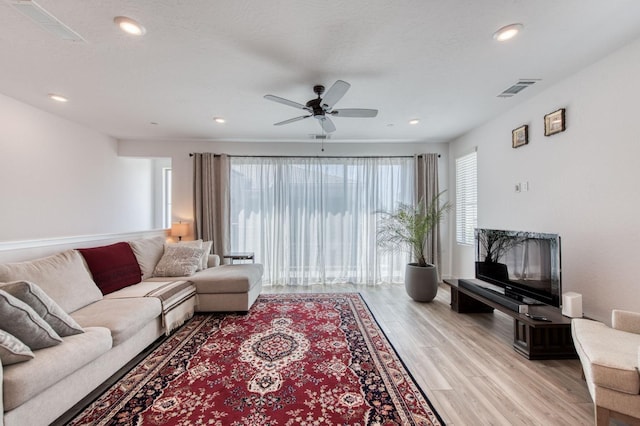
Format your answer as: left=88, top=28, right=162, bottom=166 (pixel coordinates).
left=474, top=228, right=562, bottom=307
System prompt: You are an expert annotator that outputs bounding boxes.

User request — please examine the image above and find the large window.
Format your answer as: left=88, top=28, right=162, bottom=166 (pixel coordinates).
left=455, top=151, right=477, bottom=245
left=229, top=157, right=414, bottom=286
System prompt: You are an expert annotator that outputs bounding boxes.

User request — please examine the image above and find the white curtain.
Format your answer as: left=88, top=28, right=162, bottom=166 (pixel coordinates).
left=229, top=157, right=414, bottom=286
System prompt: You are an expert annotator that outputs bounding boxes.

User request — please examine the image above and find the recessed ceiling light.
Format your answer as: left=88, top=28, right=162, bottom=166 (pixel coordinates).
left=493, top=23, right=523, bottom=42
left=409, top=119, right=420, bottom=125
left=114, top=16, right=146, bottom=36
left=214, top=117, right=226, bottom=124
left=48, top=93, right=68, bottom=102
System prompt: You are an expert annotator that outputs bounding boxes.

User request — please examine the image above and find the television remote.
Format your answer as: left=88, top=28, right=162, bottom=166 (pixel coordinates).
left=525, top=313, right=551, bottom=321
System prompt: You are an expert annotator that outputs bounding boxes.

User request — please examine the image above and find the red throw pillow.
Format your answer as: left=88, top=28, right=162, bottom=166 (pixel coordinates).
left=78, top=242, right=142, bottom=295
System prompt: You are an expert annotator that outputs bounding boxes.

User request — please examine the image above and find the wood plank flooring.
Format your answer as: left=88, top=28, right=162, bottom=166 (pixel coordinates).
left=264, top=283, right=594, bottom=426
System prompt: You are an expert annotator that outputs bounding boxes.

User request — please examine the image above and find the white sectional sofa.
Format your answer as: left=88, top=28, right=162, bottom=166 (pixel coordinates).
left=0, top=236, right=263, bottom=426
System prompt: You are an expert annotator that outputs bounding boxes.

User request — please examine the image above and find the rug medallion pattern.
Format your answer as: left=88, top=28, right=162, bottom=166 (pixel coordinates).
left=69, top=293, right=444, bottom=425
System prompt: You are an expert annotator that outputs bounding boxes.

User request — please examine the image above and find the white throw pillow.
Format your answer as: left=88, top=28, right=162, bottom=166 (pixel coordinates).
left=153, top=246, right=206, bottom=277
left=165, top=240, right=211, bottom=271
left=200, top=241, right=213, bottom=269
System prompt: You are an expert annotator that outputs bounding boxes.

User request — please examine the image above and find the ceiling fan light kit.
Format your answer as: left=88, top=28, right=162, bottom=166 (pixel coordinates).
left=264, top=80, right=378, bottom=133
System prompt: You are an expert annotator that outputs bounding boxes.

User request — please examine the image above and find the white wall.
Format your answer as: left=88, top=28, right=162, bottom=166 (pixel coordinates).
left=448, top=36, right=640, bottom=323
left=118, top=140, right=452, bottom=277
left=0, top=93, right=155, bottom=242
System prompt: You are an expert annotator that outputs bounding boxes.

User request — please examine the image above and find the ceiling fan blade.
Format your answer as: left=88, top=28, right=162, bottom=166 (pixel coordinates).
left=331, top=108, right=378, bottom=118
left=321, top=80, right=350, bottom=109
left=274, top=115, right=311, bottom=126
left=318, top=116, right=336, bottom=133
left=264, top=94, right=308, bottom=110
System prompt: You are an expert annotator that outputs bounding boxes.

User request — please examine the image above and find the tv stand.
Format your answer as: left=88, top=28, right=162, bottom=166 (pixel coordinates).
left=443, top=279, right=576, bottom=360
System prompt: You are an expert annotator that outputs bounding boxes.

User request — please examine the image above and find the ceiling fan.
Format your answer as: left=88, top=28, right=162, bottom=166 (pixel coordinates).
left=264, top=80, right=378, bottom=133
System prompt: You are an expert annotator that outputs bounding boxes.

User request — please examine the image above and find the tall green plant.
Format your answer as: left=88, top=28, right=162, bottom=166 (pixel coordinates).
left=377, top=191, right=452, bottom=267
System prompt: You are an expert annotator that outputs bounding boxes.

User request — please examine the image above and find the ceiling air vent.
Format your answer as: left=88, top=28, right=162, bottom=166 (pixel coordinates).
left=9, top=0, right=85, bottom=42
left=497, top=80, right=540, bottom=98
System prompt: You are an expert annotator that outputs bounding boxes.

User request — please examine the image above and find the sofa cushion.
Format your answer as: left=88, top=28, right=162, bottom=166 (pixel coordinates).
left=153, top=245, right=205, bottom=277
left=0, top=249, right=103, bottom=313
left=70, top=297, right=161, bottom=346
left=0, top=290, right=62, bottom=349
left=0, top=280, right=84, bottom=337
left=2, top=326, right=112, bottom=411
left=129, top=236, right=166, bottom=280
left=146, top=264, right=263, bottom=294
left=572, top=318, right=640, bottom=395
left=0, top=329, right=34, bottom=365
left=78, top=242, right=142, bottom=295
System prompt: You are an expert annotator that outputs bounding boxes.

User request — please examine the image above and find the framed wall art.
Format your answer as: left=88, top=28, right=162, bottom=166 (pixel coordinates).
left=544, top=108, right=566, bottom=136
left=512, top=124, right=528, bottom=148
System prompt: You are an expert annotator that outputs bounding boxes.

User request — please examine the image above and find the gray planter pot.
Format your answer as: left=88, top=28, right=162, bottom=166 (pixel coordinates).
left=404, top=263, right=439, bottom=302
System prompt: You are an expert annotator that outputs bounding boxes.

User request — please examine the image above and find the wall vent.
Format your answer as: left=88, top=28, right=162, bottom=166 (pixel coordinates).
left=309, top=134, right=330, bottom=140
left=497, top=80, right=540, bottom=98
left=9, top=0, right=85, bottom=42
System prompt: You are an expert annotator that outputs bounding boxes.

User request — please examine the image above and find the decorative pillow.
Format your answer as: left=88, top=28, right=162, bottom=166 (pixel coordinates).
left=0, top=329, right=34, bottom=365
left=200, top=241, right=213, bottom=269
left=129, top=236, right=166, bottom=280
left=165, top=240, right=212, bottom=270
left=153, top=246, right=206, bottom=277
left=0, top=290, right=62, bottom=349
left=78, top=242, right=142, bottom=295
left=0, top=281, right=84, bottom=337
left=0, top=250, right=102, bottom=314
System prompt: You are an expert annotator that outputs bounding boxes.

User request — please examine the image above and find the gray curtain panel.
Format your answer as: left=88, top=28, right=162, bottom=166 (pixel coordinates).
left=414, top=153, right=441, bottom=280
left=192, top=153, right=230, bottom=259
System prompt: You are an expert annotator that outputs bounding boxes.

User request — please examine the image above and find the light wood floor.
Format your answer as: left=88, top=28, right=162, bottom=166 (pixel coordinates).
left=264, top=283, right=594, bottom=426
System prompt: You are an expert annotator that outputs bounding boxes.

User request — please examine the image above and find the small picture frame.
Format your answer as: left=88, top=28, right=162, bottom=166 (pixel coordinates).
left=544, top=108, right=566, bottom=136
left=512, top=125, right=528, bottom=148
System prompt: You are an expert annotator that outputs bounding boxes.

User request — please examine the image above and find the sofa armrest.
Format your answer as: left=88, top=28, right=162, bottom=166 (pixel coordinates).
left=612, top=310, right=640, bottom=334
left=207, top=254, right=220, bottom=268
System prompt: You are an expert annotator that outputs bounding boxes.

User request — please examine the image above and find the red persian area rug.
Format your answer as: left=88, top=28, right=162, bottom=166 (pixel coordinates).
left=68, top=293, right=444, bottom=425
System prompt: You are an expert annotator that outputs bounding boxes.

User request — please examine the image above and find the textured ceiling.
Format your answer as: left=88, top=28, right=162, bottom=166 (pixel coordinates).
left=1, top=0, right=640, bottom=143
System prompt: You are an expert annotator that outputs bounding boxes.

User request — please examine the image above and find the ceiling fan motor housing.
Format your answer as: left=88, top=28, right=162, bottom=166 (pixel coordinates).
left=306, top=98, right=325, bottom=117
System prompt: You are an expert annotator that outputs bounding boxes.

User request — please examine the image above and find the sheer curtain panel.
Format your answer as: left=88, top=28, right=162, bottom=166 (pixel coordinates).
left=193, top=153, right=230, bottom=257
left=230, top=157, right=413, bottom=286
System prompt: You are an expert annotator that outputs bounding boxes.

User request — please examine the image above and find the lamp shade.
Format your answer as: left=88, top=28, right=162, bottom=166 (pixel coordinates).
left=171, top=222, right=189, bottom=239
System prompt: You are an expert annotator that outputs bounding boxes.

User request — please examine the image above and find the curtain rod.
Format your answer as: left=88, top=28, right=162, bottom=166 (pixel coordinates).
left=189, top=154, right=441, bottom=158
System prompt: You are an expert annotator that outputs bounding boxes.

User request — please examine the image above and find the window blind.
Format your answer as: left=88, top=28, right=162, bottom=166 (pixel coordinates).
left=455, top=152, right=477, bottom=245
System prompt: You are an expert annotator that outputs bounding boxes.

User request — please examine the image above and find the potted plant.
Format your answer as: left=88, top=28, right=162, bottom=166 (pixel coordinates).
left=377, top=191, right=451, bottom=302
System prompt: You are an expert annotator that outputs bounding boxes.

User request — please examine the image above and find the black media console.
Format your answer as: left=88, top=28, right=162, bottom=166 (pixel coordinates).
left=443, top=279, right=577, bottom=360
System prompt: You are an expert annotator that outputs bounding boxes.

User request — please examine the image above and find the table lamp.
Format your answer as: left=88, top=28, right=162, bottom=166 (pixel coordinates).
left=171, top=221, right=189, bottom=241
